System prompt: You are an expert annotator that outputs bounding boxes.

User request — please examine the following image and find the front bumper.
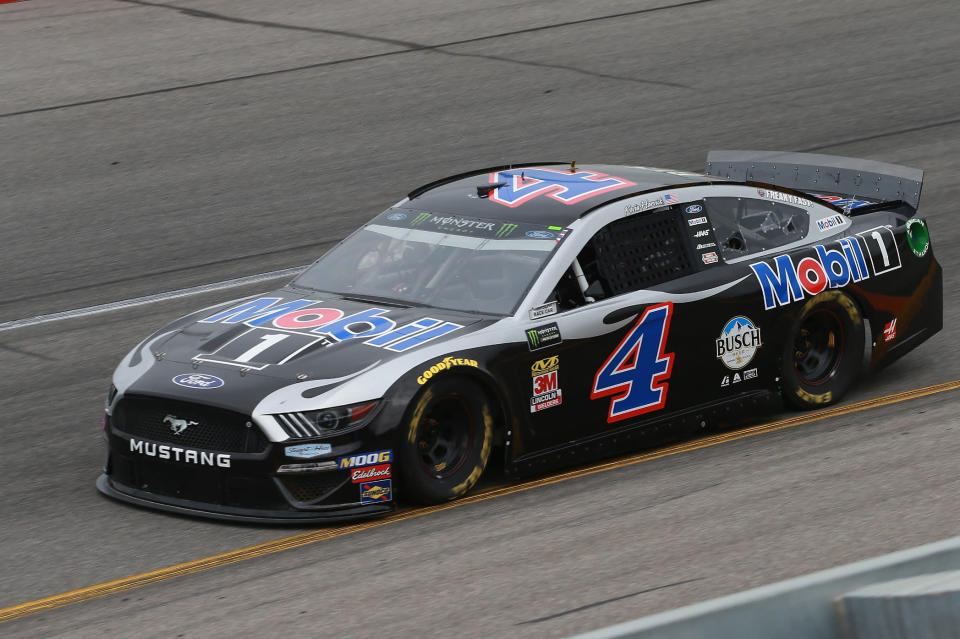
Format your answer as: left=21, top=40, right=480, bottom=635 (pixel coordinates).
left=97, top=393, right=398, bottom=523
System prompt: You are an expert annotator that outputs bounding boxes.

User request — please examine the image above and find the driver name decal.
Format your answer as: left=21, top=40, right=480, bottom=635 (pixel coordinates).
left=488, top=167, right=636, bottom=208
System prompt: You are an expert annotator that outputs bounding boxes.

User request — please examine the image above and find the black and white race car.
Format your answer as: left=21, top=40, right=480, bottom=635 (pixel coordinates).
left=97, top=150, right=942, bottom=522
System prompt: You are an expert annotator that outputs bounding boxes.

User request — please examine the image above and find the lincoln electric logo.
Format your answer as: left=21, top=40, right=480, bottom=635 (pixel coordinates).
left=163, top=414, right=198, bottom=436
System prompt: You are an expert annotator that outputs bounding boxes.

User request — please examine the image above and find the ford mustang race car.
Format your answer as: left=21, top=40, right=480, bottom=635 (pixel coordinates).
left=97, top=150, right=942, bottom=522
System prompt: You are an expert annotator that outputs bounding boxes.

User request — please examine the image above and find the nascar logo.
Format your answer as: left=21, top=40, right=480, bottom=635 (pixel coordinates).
left=750, top=239, right=868, bottom=310
left=338, top=450, right=392, bottom=469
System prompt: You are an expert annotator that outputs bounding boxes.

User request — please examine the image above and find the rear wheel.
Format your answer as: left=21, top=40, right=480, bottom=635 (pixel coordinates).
left=397, top=377, right=494, bottom=504
left=781, top=290, right=864, bottom=409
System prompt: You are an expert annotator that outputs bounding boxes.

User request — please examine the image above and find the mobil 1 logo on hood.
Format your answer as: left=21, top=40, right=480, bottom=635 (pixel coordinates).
left=715, top=316, right=762, bottom=370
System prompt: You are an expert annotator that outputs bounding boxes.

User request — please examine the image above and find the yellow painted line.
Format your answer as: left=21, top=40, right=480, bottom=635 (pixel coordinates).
left=2, top=378, right=959, bottom=624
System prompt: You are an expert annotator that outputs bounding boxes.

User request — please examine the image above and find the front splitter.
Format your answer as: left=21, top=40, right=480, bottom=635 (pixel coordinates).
left=96, top=474, right=395, bottom=524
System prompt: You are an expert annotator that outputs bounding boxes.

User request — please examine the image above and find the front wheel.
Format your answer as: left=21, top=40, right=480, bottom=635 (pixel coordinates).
left=397, top=377, right=494, bottom=505
left=781, top=290, right=864, bottom=409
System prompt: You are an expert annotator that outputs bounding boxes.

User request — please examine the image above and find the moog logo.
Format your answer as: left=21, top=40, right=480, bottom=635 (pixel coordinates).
left=338, top=450, right=392, bottom=469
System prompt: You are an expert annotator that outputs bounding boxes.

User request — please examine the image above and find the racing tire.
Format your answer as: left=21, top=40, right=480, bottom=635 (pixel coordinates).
left=397, top=377, right=494, bottom=505
left=781, top=290, right=864, bottom=409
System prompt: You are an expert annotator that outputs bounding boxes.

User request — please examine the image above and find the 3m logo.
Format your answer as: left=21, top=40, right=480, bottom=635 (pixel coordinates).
left=487, top=167, right=636, bottom=208
left=495, top=223, right=518, bottom=237
left=533, top=371, right=558, bottom=395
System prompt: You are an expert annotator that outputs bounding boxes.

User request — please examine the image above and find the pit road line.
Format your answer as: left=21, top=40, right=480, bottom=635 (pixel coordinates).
left=0, top=266, right=306, bottom=334
left=2, top=378, right=958, bottom=624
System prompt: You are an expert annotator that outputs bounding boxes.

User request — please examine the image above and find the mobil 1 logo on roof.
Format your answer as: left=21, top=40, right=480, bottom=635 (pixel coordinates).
left=750, top=226, right=902, bottom=310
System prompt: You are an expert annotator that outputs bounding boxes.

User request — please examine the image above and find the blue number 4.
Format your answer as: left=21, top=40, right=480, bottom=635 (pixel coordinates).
left=591, top=303, right=674, bottom=423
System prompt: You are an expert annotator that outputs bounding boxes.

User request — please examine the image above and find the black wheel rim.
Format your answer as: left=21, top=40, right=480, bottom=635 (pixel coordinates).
left=794, top=308, right=844, bottom=385
left=417, top=395, right=474, bottom=479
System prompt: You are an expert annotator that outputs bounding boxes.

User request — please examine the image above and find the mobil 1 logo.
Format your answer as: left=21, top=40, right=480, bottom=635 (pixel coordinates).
left=526, top=322, right=562, bottom=351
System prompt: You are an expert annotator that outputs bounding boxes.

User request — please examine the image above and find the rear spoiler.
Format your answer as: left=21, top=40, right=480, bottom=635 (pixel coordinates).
left=705, top=150, right=923, bottom=211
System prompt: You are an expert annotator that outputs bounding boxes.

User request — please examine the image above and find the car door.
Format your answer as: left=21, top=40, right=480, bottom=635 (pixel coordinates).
left=512, top=198, right=709, bottom=454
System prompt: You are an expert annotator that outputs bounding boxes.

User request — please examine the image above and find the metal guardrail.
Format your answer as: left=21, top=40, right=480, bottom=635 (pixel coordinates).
left=574, top=536, right=960, bottom=639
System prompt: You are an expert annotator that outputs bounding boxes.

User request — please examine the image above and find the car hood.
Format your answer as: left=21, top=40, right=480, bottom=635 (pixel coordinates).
left=114, top=287, right=490, bottom=414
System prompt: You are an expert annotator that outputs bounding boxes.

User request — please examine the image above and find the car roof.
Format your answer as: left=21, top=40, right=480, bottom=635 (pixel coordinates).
left=398, top=163, right=729, bottom=226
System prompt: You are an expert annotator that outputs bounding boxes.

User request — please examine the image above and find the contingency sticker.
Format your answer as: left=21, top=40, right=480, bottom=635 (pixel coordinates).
left=525, top=323, right=562, bottom=351
left=530, top=356, right=562, bottom=413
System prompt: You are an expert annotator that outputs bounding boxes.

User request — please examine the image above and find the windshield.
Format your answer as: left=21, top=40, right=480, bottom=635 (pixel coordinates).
left=293, top=211, right=570, bottom=315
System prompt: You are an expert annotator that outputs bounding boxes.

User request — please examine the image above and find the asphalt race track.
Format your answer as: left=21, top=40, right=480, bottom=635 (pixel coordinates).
left=2, top=0, right=959, bottom=636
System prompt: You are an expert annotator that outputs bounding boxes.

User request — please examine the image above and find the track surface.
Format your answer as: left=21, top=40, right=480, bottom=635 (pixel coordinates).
left=1, top=0, right=959, bottom=635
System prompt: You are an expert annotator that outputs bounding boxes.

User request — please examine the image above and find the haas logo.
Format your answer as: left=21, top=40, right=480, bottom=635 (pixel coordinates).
left=163, top=414, right=198, bottom=436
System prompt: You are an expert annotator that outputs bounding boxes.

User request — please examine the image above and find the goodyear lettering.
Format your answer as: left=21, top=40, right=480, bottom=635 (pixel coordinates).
left=129, top=438, right=230, bottom=468
left=417, top=356, right=479, bottom=384
left=750, top=238, right=869, bottom=310
left=338, top=450, right=393, bottom=469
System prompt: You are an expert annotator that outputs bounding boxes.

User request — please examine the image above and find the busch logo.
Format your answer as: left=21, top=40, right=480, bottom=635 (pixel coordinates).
left=750, top=238, right=869, bottom=310
left=715, top=317, right=762, bottom=370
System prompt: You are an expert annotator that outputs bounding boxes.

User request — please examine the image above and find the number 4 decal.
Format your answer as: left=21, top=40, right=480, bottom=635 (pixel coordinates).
left=591, top=303, right=674, bottom=423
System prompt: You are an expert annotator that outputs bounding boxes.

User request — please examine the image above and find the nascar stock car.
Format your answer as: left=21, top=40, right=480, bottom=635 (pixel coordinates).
left=97, top=150, right=941, bottom=522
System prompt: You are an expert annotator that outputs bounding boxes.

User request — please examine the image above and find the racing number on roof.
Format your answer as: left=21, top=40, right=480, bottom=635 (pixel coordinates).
left=591, top=303, right=674, bottom=423
left=488, top=167, right=636, bottom=207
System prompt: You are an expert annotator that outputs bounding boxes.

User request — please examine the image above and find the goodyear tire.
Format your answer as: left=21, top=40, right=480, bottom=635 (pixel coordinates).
left=782, top=290, right=864, bottom=409
left=397, top=377, right=494, bottom=505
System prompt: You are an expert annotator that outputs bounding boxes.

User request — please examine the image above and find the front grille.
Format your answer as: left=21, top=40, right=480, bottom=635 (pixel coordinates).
left=279, top=475, right=346, bottom=503
left=113, top=395, right=267, bottom=453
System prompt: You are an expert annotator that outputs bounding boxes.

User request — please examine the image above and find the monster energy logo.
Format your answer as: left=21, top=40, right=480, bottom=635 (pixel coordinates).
left=496, top=223, right=518, bottom=238
left=411, top=212, right=432, bottom=226
left=526, top=329, right=540, bottom=347
left=525, top=323, right=561, bottom=351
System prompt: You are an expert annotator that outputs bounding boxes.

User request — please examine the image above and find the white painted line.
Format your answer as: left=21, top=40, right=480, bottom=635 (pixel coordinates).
left=0, top=266, right=307, bottom=334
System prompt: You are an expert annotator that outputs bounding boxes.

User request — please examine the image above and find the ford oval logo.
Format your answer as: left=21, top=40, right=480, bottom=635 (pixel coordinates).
left=685, top=204, right=703, bottom=215
left=172, top=373, right=224, bottom=389
left=525, top=230, right=555, bottom=239
left=386, top=212, right=407, bottom=221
